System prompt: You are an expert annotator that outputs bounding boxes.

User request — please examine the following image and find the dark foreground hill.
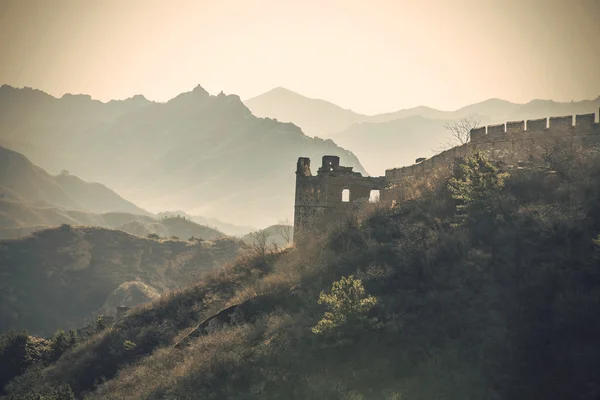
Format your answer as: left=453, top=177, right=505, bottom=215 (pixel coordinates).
left=0, top=85, right=366, bottom=227
left=0, top=225, right=242, bottom=336
left=3, top=146, right=600, bottom=399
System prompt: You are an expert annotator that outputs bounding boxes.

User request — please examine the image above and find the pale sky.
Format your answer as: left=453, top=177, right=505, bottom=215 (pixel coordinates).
left=0, top=0, right=599, bottom=114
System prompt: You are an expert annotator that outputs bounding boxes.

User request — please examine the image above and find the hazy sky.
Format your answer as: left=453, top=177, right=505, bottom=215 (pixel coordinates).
left=1, top=0, right=599, bottom=114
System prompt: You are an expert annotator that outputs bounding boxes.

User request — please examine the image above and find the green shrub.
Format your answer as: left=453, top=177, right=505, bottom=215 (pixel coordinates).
left=312, top=275, right=378, bottom=337
left=447, top=151, right=508, bottom=224
left=122, top=340, right=137, bottom=351
left=49, top=330, right=77, bottom=363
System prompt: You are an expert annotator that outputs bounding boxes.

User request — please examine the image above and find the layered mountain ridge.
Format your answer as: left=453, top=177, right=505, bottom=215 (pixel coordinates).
left=245, top=88, right=600, bottom=174
left=0, top=85, right=366, bottom=227
left=0, top=145, right=148, bottom=216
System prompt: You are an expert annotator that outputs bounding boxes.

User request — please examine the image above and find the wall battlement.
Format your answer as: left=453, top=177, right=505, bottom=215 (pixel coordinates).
left=470, top=113, right=599, bottom=143
left=294, top=110, right=600, bottom=244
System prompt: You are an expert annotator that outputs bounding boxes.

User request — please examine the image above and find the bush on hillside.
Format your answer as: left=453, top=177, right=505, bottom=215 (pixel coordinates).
left=312, top=275, right=378, bottom=337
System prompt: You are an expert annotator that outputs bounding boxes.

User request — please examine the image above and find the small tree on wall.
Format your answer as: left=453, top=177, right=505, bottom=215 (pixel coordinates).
left=435, top=117, right=481, bottom=152
left=445, top=116, right=480, bottom=145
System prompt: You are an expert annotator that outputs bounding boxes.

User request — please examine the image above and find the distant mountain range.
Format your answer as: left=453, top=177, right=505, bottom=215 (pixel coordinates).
left=0, top=145, right=234, bottom=240
left=0, top=145, right=148, bottom=216
left=245, top=87, right=366, bottom=138
left=0, top=85, right=366, bottom=227
left=245, top=88, right=600, bottom=175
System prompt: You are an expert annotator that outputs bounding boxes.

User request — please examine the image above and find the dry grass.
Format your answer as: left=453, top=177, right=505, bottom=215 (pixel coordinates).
left=87, top=324, right=253, bottom=400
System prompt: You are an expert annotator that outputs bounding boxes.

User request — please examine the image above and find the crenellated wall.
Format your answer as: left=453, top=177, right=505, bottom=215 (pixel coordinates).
left=294, top=111, right=600, bottom=244
left=385, top=111, right=600, bottom=183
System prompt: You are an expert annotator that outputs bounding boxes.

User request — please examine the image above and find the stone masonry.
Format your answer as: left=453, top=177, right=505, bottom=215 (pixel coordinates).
left=293, top=112, right=600, bottom=245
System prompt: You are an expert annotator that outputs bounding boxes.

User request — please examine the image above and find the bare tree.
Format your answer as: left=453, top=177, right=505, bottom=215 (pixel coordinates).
left=275, top=219, right=293, bottom=246
left=445, top=117, right=480, bottom=146
left=434, top=117, right=480, bottom=152
left=247, top=229, right=276, bottom=260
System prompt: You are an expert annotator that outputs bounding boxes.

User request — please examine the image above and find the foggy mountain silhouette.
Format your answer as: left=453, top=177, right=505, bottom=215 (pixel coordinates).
left=0, top=146, right=234, bottom=241
left=0, top=85, right=366, bottom=227
left=0, top=145, right=148, bottom=215
left=245, top=87, right=367, bottom=137
left=245, top=88, right=600, bottom=174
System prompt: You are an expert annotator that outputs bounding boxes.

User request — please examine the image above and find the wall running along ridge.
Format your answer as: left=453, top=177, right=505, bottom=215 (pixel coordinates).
left=293, top=112, right=600, bottom=245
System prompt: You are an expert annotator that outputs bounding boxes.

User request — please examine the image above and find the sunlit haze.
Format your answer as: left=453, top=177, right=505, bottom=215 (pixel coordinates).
left=1, top=0, right=599, bottom=114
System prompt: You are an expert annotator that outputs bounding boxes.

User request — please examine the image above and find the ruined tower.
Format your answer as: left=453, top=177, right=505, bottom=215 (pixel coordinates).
left=293, top=155, right=385, bottom=245
left=292, top=112, right=600, bottom=246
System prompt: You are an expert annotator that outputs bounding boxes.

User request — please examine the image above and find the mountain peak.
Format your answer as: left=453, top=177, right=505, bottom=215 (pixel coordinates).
left=260, top=87, right=302, bottom=98
left=192, top=84, right=209, bottom=95
left=129, top=94, right=147, bottom=101
left=166, top=84, right=211, bottom=105
left=60, top=93, right=93, bottom=102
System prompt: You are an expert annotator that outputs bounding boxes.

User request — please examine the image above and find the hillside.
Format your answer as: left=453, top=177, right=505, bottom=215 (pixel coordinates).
left=0, top=145, right=148, bottom=216
left=156, top=211, right=255, bottom=237
left=118, top=216, right=224, bottom=241
left=0, top=199, right=226, bottom=241
left=242, top=224, right=294, bottom=249
left=0, top=85, right=367, bottom=227
left=4, top=147, right=600, bottom=399
left=0, top=225, right=242, bottom=336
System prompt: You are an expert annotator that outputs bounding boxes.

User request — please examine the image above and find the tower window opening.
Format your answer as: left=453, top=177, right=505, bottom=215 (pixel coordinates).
left=369, top=190, right=380, bottom=203
left=342, top=189, right=350, bottom=202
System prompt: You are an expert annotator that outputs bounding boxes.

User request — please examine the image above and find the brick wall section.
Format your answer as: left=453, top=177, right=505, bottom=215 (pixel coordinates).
left=384, top=111, right=600, bottom=183
left=294, top=111, right=600, bottom=244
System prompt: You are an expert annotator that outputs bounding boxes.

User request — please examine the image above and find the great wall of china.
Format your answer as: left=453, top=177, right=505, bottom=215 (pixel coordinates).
left=293, top=112, right=600, bottom=245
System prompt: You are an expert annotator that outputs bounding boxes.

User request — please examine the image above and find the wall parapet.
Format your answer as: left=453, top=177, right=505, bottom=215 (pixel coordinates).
left=469, top=111, right=599, bottom=144
left=296, top=111, right=600, bottom=245
left=386, top=110, right=599, bottom=182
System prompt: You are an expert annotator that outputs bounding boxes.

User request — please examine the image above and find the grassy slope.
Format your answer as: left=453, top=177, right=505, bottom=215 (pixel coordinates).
left=5, top=146, right=600, bottom=399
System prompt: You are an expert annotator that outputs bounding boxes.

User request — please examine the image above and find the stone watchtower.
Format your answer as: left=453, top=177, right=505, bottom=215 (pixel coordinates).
left=293, top=155, right=385, bottom=245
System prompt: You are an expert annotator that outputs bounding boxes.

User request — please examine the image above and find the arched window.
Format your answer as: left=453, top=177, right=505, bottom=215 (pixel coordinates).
left=369, top=190, right=380, bottom=203
left=341, top=189, right=350, bottom=202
